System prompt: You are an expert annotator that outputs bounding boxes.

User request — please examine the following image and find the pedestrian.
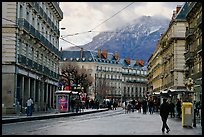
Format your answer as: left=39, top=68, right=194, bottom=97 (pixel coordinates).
left=160, top=98, right=170, bottom=133
left=26, top=97, right=33, bottom=116
left=19, top=98, right=23, bottom=113
left=142, top=98, right=147, bottom=114
left=148, top=98, right=154, bottom=114
left=176, top=98, right=182, bottom=119
left=169, top=100, right=175, bottom=118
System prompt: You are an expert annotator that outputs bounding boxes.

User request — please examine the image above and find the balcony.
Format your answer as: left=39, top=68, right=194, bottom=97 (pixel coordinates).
left=184, top=52, right=194, bottom=62
left=197, top=43, right=202, bottom=54
left=192, top=71, right=202, bottom=80
left=186, top=2, right=197, bottom=18
left=185, top=28, right=195, bottom=39
left=18, top=18, right=60, bottom=57
left=197, top=16, right=202, bottom=27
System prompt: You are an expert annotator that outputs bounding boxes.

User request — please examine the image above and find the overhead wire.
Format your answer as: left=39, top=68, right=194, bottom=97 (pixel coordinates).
left=61, top=2, right=135, bottom=38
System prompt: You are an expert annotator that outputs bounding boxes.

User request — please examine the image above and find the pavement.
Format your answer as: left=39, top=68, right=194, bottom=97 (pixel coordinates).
left=2, top=108, right=109, bottom=124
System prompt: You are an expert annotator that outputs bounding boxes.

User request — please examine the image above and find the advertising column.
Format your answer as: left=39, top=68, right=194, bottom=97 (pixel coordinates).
left=58, top=95, right=69, bottom=112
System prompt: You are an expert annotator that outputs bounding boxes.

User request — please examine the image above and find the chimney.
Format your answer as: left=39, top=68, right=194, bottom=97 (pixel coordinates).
left=176, top=5, right=182, bottom=14
left=97, top=49, right=101, bottom=58
left=139, top=59, right=144, bottom=66
left=80, top=48, right=83, bottom=59
left=136, top=59, right=139, bottom=65
left=102, top=49, right=107, bottom=59
left=125, top=57, right=130, bottom=65
left=114, top=51, right=118, bottom=60
left=172, top=10, right=176, bottom=19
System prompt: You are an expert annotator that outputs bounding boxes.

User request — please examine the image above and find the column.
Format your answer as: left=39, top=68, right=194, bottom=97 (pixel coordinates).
left=46, top=83, right=49, bottom=109
left=33, top=79, right=36, bottom=102
left=28, top=77, right=31, bottom=98
left=21, top=76, right=25, bottom=107
left=49, top=85, right=52, bottom=108
left=40, top=81, right=44, bottom=111
left=52, top=85, right=55, bottom=108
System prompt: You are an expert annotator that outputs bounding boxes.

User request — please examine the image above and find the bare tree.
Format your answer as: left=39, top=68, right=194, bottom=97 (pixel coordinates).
left=59, top=62, right=93, bottom=93
left=96, top=78, right=111, bottom=104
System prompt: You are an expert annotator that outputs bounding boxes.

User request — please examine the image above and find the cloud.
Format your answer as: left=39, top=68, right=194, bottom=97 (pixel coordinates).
left=59, top=2, right=185, bottom=49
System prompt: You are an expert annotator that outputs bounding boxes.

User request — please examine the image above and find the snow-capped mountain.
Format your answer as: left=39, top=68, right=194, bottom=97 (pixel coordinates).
left=67, top=15, right=170, bottom=65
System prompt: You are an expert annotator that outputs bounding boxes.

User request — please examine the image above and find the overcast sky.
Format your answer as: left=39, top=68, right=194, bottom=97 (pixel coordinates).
left=59, top=2, right=185, bottom=50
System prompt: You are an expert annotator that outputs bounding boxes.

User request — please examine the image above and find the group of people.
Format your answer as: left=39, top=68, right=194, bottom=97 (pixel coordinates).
left=169, top=98, right=182, bottom=119
left=123, top=97, right=159, bottom=115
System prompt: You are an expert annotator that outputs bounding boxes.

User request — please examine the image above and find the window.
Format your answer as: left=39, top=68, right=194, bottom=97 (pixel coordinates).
left=19, top=5, right=23, bottom=18
left=36, top=51, right=39, bottom=63
left=31, top=47, right=34, bottom=60
left=26, top=11, right=29, bottom=21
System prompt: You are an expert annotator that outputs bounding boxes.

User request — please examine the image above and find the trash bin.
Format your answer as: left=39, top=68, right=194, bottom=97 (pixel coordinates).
left=182, top=102, right=193, bottom=127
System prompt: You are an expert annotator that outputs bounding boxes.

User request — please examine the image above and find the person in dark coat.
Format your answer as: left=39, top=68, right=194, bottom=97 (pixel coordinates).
left=176, top=98, right=182, bottom=118
left=142, top=98, right=147, bottom=114
left=160, top=98, right=170, bottom=133
left=148, top=99, right=154, bottom=114
left=169, top=100, right=175, bottom=118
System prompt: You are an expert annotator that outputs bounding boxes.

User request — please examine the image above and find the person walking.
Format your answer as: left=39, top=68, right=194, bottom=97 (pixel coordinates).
left=169, top=100, right=175, bottom=118
left=26, top=97, right=33, bottom=116
left=160, top=98, right=171, bottom=133
left=176, top=98, right=182, bottom=119
left=148, top=98, right=154, bottom=114
left=142, top=98, right=147, bottom=114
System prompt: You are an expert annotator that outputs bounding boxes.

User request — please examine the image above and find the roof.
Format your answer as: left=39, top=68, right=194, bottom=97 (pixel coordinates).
left=61, top=50, right=147, bottom=70
left=175, top=2, right=189, bottom=20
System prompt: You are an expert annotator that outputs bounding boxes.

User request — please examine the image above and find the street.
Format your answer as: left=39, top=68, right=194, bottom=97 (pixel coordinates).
left=2, top=108, right=202, bottom=135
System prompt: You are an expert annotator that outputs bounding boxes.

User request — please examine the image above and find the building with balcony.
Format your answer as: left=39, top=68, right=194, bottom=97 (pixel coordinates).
left=2, top=2, right=63, bottom=114
left=60, top=49, right=147, bottom=104
left=184, top=2, right=202, bottom=102
left=147, top=4, right=189, bottom=102
left=147, top=40, right=163, bottom=95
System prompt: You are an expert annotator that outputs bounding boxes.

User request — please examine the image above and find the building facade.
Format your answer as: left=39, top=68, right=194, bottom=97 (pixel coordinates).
left=60, top=49, right=148, bottom=104
left=147, top=40, right=163, bottom=94
left=147, top=4, right=188, bottom=102
left=2, top=2, right=63, bottom=114
left=147, top=2, right=202, bottom=103
left=184, top=2, right=202, bottom=102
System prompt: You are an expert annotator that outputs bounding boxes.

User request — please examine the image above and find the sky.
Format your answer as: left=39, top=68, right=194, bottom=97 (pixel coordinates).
left=59, top=2, right=185, bottom=50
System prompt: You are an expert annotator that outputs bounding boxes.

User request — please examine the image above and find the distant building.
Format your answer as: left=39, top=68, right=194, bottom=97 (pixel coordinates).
left=60, top=49, right=148, bottom=103
left=2, top=2, right=63, bottom=114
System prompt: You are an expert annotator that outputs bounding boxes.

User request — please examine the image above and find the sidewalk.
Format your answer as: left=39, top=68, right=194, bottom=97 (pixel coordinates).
left=2, top=108, right=109, bottom=124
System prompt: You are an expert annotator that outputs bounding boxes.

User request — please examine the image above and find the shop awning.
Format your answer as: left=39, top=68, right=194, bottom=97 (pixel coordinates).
left=55, top=90, right=79, bottom=94
left=168, top=88, right=194, bottom=94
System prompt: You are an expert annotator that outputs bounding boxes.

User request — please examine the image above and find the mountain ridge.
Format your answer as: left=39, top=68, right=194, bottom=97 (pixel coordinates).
left=67, top=15, right=170, bottom=66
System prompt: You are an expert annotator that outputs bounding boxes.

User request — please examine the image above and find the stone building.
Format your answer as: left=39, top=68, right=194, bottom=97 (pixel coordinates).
left=184, top=2, right=202, bottom=102
left=60, top=49, right=147, bottom=104
left=2, top=2, right=63, bottom=114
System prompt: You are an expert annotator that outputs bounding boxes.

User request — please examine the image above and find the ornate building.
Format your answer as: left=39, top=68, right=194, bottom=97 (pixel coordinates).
left=184, top=2, right=202, bottom=102
left=60, top=49, right=147, bottom=104
left=2, top=2, right=63, bottom=114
